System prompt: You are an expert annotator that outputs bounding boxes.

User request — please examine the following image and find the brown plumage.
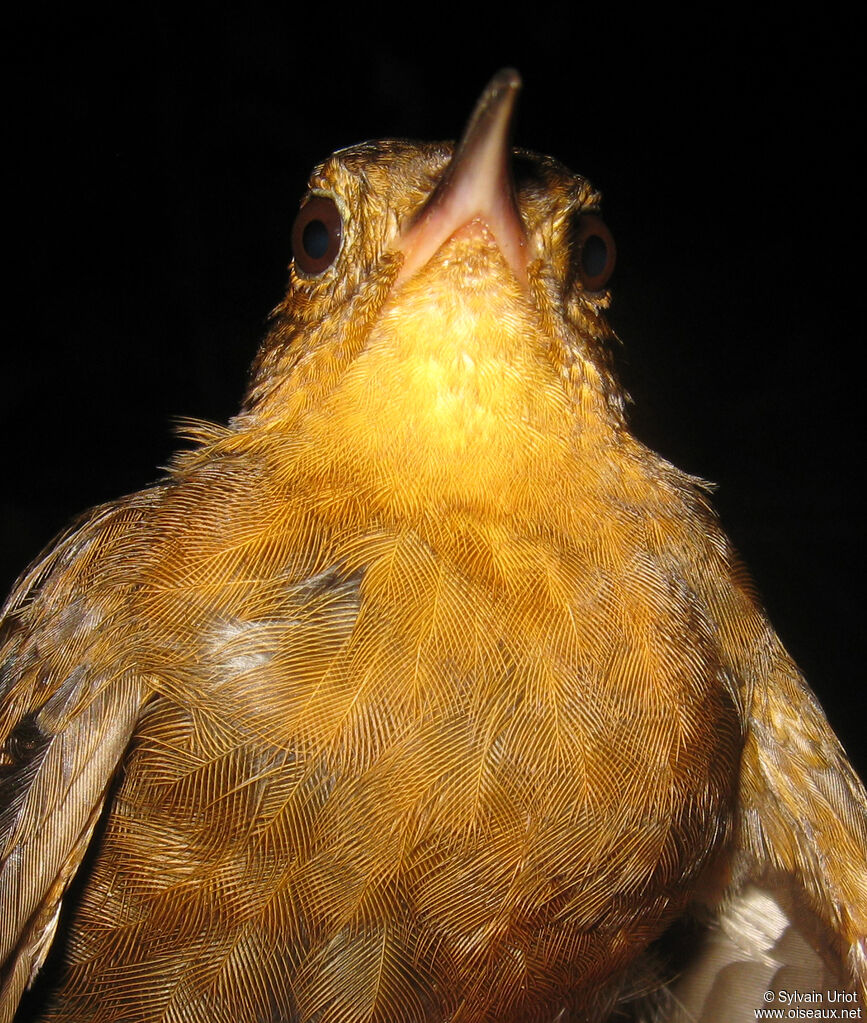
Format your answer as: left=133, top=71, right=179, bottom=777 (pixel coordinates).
left=1, top=70, right=865, bottom=1023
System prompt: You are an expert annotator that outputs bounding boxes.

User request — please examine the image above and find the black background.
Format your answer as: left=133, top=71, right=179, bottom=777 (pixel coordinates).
left=5, top=12, right=863, bottom=773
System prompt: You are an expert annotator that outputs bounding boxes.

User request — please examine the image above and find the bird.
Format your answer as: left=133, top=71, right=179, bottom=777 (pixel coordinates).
left=1, top=68, right=865, bottom=1023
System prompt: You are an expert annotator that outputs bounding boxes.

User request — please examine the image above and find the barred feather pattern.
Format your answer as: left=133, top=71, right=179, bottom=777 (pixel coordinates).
left=2, top=114, right=865, bottom=1023
left=0, top=412, right=755, bottom=1022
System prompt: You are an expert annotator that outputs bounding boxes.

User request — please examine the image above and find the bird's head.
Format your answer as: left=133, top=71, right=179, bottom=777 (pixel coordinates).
left=237, top=71, right=627, bottom=518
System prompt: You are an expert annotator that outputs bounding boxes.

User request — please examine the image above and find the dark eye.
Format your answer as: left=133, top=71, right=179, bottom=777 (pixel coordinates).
left=573, top=213, right=616, bottom=291
left=291, top=195, right=343, bottom=275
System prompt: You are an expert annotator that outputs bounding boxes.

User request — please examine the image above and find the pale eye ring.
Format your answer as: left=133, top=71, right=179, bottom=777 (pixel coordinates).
left=291, top=195, right=343, bottom=275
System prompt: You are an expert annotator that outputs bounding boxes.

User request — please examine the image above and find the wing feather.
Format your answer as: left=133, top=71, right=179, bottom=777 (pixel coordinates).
left=0, top=505, right=150, bottom=1022
left=655, top=642, right=867, bottom=1023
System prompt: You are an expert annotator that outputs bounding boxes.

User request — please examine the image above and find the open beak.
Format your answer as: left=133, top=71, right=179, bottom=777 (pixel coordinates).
left=392, top=69, right=528, bottom=287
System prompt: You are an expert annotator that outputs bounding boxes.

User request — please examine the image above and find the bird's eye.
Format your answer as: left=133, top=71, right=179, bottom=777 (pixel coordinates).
left=291, top=195, right=343, bottom=275
left=573, top=213, right=616, bottom=292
